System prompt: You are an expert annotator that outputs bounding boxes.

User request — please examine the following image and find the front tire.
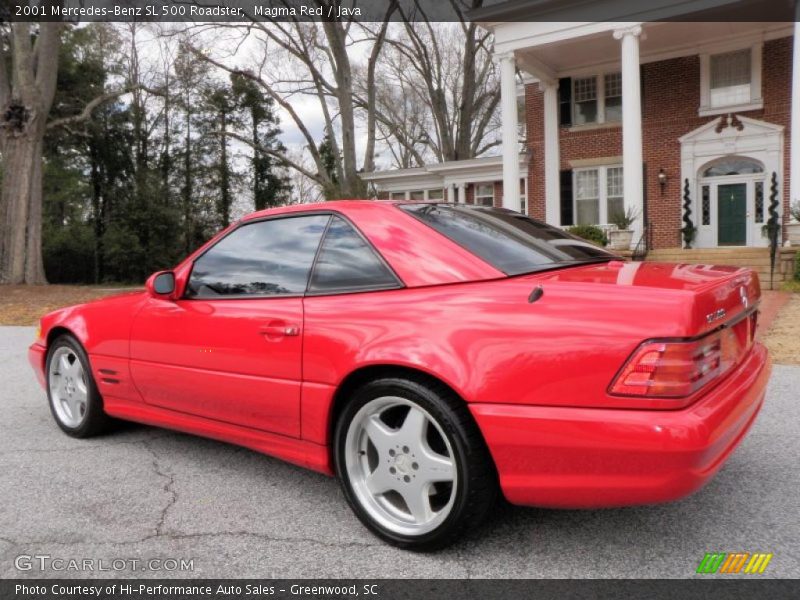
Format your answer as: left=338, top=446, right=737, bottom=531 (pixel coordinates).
left=334, top=376, right=497, bottom=550
left=46, top=335, right=112, bottom=438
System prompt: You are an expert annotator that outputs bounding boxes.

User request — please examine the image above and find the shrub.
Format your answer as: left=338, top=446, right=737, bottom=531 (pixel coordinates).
left=43, top=223, right=95, bottom=284
left=790, top=200, right=800, bottom=222
left=608, top=206, right=639, bottom=230
left=566, top=224, right=608, bottom=247
left=795, top=251, right=800, bottom=282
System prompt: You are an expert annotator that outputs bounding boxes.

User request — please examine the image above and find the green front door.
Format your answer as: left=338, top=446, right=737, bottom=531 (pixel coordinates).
left=717, top=183, right=747, bottom=246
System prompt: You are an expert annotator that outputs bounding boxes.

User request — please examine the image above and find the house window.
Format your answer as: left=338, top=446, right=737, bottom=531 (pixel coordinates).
left=701, top=185, right=711, bottom=226
left=475, top=184, right=494, bottom=207
left=710, top=49, right=752, bottom=107
left=427, top=188, right=444, bottom=201
left=606, top=167, right=624, bottom=220
left=409, top=190, right=425, bottom=201
left=574, top=166, right=623, bottom=225
left=390, top=192, right=406, bottom=201
left=700, top=45, right=762, bottom=114
left=702, top=157, right=763, bottom=177
left=573, top=77, right=597, bottom=125
left=519, top=178, right=527, bottom=215
left=604, top=73, right=622, bottom=122
left=575, top=170, right=600, bottom=224
left=572, top=72, right=622, bottom=125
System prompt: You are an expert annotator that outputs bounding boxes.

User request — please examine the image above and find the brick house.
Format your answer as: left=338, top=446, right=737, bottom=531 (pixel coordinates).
left=363, top=4, right=800, bottom=261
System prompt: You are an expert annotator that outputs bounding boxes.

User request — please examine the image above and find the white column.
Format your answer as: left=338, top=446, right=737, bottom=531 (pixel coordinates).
left=614, top=25, right=644, bottom=246
left=791, top=18, right=800, bottom=222
left=456, top=182, right=466, bottom=204
left=499, top=52, right=521, bottom=212
left=543, top=81, right=560, bottom=225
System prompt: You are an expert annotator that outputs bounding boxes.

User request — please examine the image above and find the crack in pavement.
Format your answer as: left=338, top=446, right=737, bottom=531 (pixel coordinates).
left=142, top=441, right=178, bottom=538
left=2, top=437, right=384, bottom=553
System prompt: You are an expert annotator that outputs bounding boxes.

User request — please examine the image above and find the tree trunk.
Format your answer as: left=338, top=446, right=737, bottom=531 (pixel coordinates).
left=90, top=146, right=104, bottom=284
left=183, top=108, right=194, bottom=254
left=219, top=109, right=230, bottom=228
left=0, top=135, right=43, bottom=284
left=25, top=140, right=46, bottom=284
left=0, top=22, right=62, bottom=285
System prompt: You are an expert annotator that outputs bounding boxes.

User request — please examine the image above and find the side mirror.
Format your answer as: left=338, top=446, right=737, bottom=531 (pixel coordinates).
left=146, top=271, right=176, bottom=298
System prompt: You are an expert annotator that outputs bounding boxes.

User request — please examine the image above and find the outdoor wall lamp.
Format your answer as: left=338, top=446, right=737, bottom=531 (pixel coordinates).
left=658, top=169, right=667, bottom=193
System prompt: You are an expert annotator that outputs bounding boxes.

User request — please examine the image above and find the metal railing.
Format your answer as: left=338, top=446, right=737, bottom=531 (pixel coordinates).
left=631, top=222, right=652, bottom=261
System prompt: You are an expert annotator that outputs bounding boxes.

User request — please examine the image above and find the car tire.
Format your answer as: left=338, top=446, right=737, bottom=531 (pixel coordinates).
left=46, top=334, right=113, bottom=438
left=334, top=375, right=498, bottom=550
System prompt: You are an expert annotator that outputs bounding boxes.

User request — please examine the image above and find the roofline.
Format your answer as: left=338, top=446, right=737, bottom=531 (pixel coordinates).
left=467, top=0, right=596, bottom=23
left=361, top=153, right=527, bottom=182
left=468, top=0, right=788, bottom=26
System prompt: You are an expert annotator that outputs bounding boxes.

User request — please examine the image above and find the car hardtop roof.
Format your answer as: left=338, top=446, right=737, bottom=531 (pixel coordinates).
left=240, top=199, right=471, bottom=222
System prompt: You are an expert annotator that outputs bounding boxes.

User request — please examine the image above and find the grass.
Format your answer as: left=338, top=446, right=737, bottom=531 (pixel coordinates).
left=780, top=280, right=800, bottom=293
left=0, top=285, right=140, bottom=326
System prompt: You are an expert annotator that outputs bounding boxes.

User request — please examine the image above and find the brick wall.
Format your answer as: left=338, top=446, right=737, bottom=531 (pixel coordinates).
left=525, top=36, right=793, bottom=249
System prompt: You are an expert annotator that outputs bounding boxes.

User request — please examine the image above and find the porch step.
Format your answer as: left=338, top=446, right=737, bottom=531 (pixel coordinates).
left=643, top=247, right=797, bottom=290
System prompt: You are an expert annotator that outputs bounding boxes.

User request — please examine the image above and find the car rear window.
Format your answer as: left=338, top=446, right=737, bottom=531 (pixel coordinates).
left=399, top=204, right=616, bottom=276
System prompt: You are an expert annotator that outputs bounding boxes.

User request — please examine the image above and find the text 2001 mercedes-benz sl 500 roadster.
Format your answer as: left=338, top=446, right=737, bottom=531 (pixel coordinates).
left=29, top=201, right=770, bottom=549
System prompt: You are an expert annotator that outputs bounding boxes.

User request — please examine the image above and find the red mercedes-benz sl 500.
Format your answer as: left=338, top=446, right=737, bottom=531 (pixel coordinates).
left=29, top=201, right=770, bottom=549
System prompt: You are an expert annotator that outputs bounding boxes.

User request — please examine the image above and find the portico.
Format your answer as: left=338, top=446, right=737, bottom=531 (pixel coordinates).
left=475, top=5, right=799, bottom=250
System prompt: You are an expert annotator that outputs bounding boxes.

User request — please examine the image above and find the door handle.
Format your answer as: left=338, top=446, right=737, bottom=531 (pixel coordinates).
left=259, top=321, right=301, bottom=341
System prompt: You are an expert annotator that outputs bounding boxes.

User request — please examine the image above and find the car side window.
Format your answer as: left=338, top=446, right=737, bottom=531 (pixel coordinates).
left=185, top=215, right=330, bottom=298
left=307, top=216, right=399, bottom=293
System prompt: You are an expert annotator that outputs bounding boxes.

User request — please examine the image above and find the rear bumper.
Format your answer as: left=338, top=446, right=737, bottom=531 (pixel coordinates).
left=470, top=342, right=770, bottom=508
left=29, top=342, right=47, bottom=389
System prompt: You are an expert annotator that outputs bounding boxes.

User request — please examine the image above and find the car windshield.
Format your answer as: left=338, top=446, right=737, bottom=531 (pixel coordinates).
left=399, top=204, right=618, bottom=276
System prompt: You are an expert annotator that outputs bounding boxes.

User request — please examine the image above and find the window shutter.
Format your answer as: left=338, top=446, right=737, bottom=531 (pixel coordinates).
left=558, top=77, right=572, bottom=127
left=640, top=65, right=646, bottom=112
left=560, top=170, right=574, bottom=226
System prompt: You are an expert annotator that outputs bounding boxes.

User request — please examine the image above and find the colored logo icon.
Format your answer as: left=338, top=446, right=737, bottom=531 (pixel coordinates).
left=696, top=552, right=773, bottom=574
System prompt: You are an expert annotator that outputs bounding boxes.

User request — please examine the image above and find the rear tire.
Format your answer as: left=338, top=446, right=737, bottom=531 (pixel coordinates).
left=334, top=376, right=497, bottom=550
left=46, top=335, right=113, bottom=438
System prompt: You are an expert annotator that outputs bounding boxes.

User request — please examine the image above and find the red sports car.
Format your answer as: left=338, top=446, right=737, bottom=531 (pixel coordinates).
left=29, top=201, right=770, bottom=549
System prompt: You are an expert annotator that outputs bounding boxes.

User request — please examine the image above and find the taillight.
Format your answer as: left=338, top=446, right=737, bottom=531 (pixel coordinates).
left=610, top=328, right=743, bottom=398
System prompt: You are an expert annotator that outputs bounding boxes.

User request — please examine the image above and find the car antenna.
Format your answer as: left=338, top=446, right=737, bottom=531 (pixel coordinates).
left=528, top=285, right=544, bottom=304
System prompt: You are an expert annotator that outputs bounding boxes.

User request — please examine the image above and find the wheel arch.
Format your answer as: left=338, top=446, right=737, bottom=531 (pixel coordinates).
left=327, top=363, right=484, bottom=456
left=47, top=326, right=80, bottom=348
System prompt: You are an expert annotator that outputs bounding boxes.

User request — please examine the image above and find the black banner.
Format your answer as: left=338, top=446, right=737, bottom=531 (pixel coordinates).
left=1, top=0, right=798, bottom=23
left=3, top=579, right=800, bottom=600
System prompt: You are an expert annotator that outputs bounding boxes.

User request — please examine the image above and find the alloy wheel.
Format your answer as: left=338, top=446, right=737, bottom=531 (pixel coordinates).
left=344, top=396, right=458, bottom=536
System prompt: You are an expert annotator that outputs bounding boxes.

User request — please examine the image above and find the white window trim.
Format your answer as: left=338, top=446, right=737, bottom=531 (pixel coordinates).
left=571, top=71, right=623, bottom=127
left=572, top=164, right=623, bottom=226
left=699, top=42, right=763, bottom=117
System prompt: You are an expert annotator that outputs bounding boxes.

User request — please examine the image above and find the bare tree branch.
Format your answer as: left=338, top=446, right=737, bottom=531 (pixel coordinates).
left=187, top=43, right=329, bottom=183
left=45, top=85, right=163, bottom=130
left=213, top=129, right=323, bottom=184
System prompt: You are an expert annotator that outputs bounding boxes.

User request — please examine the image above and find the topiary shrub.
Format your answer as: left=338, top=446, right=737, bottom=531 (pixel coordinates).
left=566, top=224, right=608, bottom=247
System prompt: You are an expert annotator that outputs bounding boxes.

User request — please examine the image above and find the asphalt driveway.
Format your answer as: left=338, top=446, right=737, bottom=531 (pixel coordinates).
left=0, top=326, right=798, bottom=579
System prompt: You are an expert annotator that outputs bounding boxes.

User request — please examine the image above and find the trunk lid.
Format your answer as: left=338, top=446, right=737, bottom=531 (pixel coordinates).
left=532, top=260, right=760, bottom=338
